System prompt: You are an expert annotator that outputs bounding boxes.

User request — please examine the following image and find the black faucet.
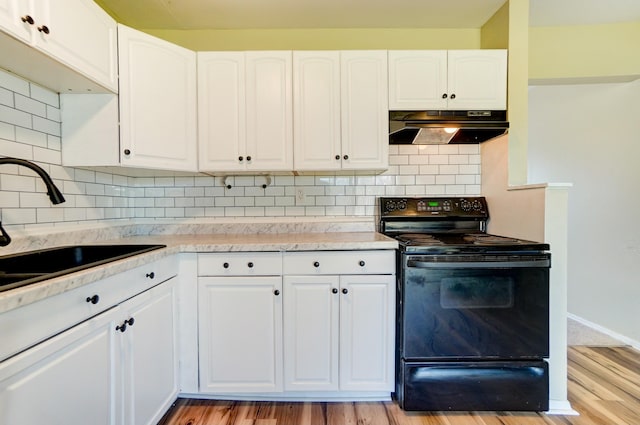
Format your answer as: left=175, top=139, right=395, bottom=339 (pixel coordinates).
left=0, top=157, right=66, bottom=246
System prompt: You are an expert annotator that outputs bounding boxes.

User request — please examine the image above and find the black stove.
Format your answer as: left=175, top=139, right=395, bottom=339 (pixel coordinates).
left=380, top=196, right=551, bottom=412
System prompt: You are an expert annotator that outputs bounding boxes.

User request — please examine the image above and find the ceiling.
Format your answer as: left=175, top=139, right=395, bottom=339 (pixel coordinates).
left=95, top=0, right=640, bottom=30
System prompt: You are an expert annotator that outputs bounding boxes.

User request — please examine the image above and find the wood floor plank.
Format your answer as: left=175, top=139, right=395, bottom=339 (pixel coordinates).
left=570, top=347, right=640, bottom=402
left=157, top=346, right=640, bottom=425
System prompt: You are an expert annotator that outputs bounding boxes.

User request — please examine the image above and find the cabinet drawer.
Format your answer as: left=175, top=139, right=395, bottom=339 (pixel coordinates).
left=283, top=250, right=395, bottom=275
left=0, top=255, right=177, bottom=362
left=198, top=252, right=282, bottom=276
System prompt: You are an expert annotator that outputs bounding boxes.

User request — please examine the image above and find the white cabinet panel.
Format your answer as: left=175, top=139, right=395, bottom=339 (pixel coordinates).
left=198, top=276, right=283, bottom=393
left=283, top=275, right=340, bottom=391
left=339, top=275, right=395, bottom=391
left=245, top=51, right=293, bottom=171
left=118, top=24, right=197, bottom=172
left=293, top=51, right=342, bottom=170
left=388, top=50, right=448, bottom=110
left=0, top=308, right=120, bottom=425
left=36, top=0, right=117, bottom=92
left=0, top=261, right=179, bottom=425
left=0, top=0, right=117, bottom=92
left=198, top=51, right=292, bottom=172
left=283, top=250, right=396, bottom=275
left=388, top=49, right=507, bottom=111
left=197, top=52, right=246, bottom=171
left=282, top=250, right=395, bottom=393
left=198, top=251, right=282, bottom=276
left=121, top=278, right=178, bottom=425
left=340, top=51, right=389, bottom=170
left=447, top=50, right=508, bottom=110
left=0, top=0, right=33, bottom=43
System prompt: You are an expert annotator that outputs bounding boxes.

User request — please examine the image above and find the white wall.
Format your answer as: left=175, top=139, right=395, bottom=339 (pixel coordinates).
left=528, top=80, right=640, bottom=346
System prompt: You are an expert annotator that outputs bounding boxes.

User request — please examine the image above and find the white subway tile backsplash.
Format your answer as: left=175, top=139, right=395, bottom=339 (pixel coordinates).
left=3, top=208, right=36, bottom=224
left=0, top=69, right=482, bottom=228
left=0, top=88, right=13, bottom=107
left=1, top=174, right=36, bottom=192
left=32, top=116, right=60, bottom=136
left=14, top=94, right=47, bottom=117
left=0, top=191, right=19, bottom=208
left=29, top=84, right=58, bottom=107
left=0, top=72, right=29, bottom=95
left=0, top=104, right=32, bottom=128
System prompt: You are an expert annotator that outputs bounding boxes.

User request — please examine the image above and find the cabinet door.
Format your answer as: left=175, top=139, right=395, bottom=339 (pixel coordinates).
left=120, top=278, right=178, bottom=425
left=339, top=275, right=395, bottom=391
left=32, top=0, right=118, bottom=92
left=283, top=275, right=340, bottom=391
left=0, top=308, right=120, bottom=425
left=293, top=51, right=342, bottom=171
left=0, top=0, right=33, bottom=43
left=118, top=24, right=197, bottom=172
left=340, top=51, right=388, bottom=170
left=388, top=50, right=448, bottom=110
left=447, top=50, right=507, bottom=110
left=197, top=52, right=247, bottom=172
left=245, top=51, right=293, bottom=171
left=199, top=276, right=283, bottom=393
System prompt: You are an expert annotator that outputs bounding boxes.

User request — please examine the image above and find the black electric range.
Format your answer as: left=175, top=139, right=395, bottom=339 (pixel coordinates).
left=380, top=196, right=551, bottom=412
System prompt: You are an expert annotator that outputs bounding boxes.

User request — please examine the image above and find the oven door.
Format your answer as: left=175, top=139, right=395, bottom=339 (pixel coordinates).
left=400, top=254, right=550, bottom=359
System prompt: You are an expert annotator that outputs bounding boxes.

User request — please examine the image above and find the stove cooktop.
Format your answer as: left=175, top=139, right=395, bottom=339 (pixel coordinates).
left=394, top=232, right=550, bottom=253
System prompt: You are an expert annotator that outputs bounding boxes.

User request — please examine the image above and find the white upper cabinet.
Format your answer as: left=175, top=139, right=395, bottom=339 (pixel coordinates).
left=0, top=0, right=32, bottom=43
left=0, top=0, right=117, bottom=92
left=388, top=50, right=448, bottom=110
left=198, top=52, right=246, bottom=172
left=340, top=51, right=389, bottom=170
left=293, top=51, right=388, bottom=171
left=293, top=51, right=342, bottom=171
left=245, top=51, right=293, bottom=171
left=118, top=24, right=198, bottom=172
left=388, top=49, right=507, bottom=110
left=198, top=51, right=293, bottom=172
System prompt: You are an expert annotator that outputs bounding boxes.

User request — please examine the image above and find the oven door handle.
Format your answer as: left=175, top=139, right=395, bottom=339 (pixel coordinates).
left=406, top=259, right=550, bottom=269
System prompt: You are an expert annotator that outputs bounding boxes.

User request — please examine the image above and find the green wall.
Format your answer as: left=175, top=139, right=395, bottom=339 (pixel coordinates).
left=529, top=21, right=640, bottom=82
left=143, top=28, right=482, bottom=51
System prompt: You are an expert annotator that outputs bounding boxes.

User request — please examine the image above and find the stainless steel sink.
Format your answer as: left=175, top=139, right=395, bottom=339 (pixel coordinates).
left=0, top=244, right=166, bottom=292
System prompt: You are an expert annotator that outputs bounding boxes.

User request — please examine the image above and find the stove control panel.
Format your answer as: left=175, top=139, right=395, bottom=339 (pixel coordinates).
left=380, top=197, right=488, bottom=218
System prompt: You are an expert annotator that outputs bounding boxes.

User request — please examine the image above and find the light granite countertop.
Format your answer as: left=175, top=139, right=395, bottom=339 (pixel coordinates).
left=0, top=231, right=397, bottom=314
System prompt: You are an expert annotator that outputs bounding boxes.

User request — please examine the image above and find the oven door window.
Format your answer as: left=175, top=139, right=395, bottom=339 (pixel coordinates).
left=401, top=263, right=549, bottom=359
left=440, top=276, right=514, bottom=309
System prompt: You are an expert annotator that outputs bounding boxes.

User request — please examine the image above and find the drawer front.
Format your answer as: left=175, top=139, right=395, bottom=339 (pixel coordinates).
left=198, top=252, right=283, bottom=276
left=283, top=250, right=396, bottom=275
left=0, top=255, right=177, bottom=362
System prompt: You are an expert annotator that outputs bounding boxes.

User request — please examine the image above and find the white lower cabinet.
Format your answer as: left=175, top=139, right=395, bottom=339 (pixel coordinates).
left=0, top=307, right=119, bottom=425
left=121, top=278, right=179, bottom=425
left=198, top=253, right=283, bottom=393
left=0, top=275, right=178, bottom=425
left=283, top=271, right=395, bottom=392
left=196, top=250, right=395, bottom=398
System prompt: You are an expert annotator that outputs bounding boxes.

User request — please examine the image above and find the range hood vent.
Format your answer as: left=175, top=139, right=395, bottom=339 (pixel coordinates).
left=389, top=110, right=509, bottom=145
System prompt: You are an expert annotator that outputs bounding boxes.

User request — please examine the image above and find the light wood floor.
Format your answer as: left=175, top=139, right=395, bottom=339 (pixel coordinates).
left=157, top=346, right=640, bottom=425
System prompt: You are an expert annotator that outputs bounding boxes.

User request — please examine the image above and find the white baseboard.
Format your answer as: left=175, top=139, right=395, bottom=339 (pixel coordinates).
left=568, top=313, right=640, bottom=350
left=547, top=399, right=579, bottom=416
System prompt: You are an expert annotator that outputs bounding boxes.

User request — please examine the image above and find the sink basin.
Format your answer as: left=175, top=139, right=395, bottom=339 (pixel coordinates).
left=0, top=244, right=166, bottom=293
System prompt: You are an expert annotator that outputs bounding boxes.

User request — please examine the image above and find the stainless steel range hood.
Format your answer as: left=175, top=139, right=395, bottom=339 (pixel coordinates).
left=389, top=110, right=509, bottom=145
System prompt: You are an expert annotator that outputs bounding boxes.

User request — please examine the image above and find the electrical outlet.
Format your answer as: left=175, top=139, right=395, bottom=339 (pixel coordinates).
left=296, top=188, right=305, bottom=202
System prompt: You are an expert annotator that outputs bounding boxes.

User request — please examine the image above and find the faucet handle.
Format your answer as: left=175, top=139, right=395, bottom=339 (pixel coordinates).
left=0, top=221, right=11, bottom=247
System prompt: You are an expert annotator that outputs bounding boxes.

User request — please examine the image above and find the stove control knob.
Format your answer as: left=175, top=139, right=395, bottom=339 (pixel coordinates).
left=460, top=200, right=472, bottom=212
left=397, top=199, right=407, bottom=210
left=384, top=200, right=396, bottom=212
left=472, top=199, right=483, bottom=211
